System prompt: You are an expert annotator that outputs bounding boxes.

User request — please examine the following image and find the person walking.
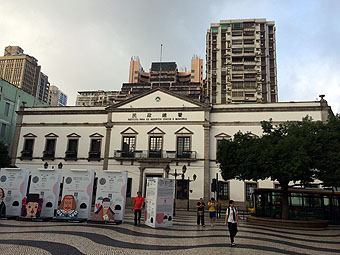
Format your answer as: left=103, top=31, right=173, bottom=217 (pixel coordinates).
left=196, top=198, right=205, bottom=227
left=133, top=191, right=144, bottom=226
left=208, top=197, right=217, bottom=227
left=225, top=200, right=239, bottom=247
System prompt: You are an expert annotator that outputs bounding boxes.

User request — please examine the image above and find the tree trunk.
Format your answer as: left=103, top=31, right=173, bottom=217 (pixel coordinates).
left=281, top=182, right=289, bottom=220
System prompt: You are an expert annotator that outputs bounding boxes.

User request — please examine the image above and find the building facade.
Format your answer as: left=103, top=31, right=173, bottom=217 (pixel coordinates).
left=0, top=46, right=41, bottom=96
left=0, top=78, right=48, bottom=155
left=48, top=85, right=67, bottom=106
left=36, top=72, right=50, bottom=103
left=76, top=90, right=121, bottom=106
left=12, top=89, right=330, bottom=207
left=206, top=19, right=277, bottom=104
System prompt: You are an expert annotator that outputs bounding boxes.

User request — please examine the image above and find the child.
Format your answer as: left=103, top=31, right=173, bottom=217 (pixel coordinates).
left=208, top=197, right=217, bottom=226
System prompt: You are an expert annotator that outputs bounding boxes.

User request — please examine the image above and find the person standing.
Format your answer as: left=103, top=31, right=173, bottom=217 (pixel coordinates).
left=225, top=200, right=239, bottom=247
left=196, top=198, right=205, bottom=227
left=133, top=191, right=144, bottom=226
left=208, top=197, right=217, bottom=226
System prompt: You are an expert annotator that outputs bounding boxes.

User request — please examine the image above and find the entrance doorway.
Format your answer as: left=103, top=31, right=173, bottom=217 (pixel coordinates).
left=144, top=173, right=163, bottom=197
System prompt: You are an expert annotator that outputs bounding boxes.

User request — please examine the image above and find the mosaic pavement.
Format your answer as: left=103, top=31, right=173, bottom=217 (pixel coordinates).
left=0, top=210, right=339, bottom=255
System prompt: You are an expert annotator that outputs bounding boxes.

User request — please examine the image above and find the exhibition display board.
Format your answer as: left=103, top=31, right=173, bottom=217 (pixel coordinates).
left=145, top=178, right=174, bottom=228
left=29, top=168, right=62, bottom=218
left=60, top=169, right=95, bottom=220
left=92, top=170, right=128, bottom=223
left=0, top=168, right=30, bottom=217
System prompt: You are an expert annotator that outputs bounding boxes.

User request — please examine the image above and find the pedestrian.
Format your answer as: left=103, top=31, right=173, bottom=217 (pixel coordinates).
left=196, top=198, right=205, bottom=227
left=225, top=200, right=239, bottom=247
left=133, top=191, right=144, bottom=226
left=208, top=197, right=217, bottom=226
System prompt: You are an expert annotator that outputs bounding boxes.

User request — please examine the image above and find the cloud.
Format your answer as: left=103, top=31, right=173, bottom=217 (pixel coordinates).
left=0, top=0, right=339, bottom=113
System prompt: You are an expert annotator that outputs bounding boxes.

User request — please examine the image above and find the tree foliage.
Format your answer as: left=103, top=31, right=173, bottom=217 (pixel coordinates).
left=0, top=141, right=11, bottom=168
left=217, top=115, right=340, bottom=220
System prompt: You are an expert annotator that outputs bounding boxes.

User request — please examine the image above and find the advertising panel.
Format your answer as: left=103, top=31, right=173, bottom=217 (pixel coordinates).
left=60, top=169, right=94, bottom=219
left=29, top=168, right=61, bottom=218
left=145, top=178, right=174, bottom=228
left=0, top=168, right=30, bottom=217
left=92, top=170, right=128, bottom=223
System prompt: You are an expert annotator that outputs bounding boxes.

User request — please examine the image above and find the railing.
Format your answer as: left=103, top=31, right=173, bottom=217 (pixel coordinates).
left=42, top=151, right=55, bottom=160
left=21, top=150, right=33, bottom=160
left=88, top=151, right=101, bottom=161
left=113, top=150, right=197, bottom=160
left=65, top=151, right=77, bottom=160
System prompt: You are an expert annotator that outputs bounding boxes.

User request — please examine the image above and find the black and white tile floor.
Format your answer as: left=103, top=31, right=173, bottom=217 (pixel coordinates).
left=0, top=210, right=339, bottom=255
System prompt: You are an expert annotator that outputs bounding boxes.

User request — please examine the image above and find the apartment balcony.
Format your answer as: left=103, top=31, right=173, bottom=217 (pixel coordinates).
left=65, top=151, right=78, bottom=161
left=113, top=150, right=197, bottom=162
left=20, top=150, right=33, bottom=160
left=88, top=151, right=101, bottom=161
left=42, top=151, right=55, bottom=161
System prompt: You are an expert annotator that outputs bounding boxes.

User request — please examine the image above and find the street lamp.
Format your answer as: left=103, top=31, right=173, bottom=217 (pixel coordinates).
left=58, top=162, right=63, bottom=169
left=44, top=162, right=48, bottom=169
left=187, top=174, right=197, bottom=211
left=164, top=164, right=170, bottom=178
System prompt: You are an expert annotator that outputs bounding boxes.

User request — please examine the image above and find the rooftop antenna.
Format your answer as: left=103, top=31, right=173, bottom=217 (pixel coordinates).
left=158, top=44, right=163, bottom=88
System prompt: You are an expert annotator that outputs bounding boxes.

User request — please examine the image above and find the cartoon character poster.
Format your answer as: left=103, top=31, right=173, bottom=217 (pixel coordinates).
left=92, top=197, right=115, bottom=222
left=21, top=193, right=43, bottom=218
left=60, top=169, right=94, bottom=219
left=145, top=178, right=174, bottom=228
left=92, top=170, right=128, bottom=223
left=0, top=168, right=30, bottom=217
left=29, top=168, right=61, bottom=218
left=55, top=195, right=78, bottom=219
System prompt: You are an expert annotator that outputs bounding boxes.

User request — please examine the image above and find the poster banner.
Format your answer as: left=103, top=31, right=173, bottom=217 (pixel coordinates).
left=29, top=168, right=61, bottom=218
left=92, top=170, right=128, bottom=223
left=0, top=168, right=30, bottom=217
left=60, top=169, right=94, bottom=219
left=145, top=178, right=174, bottom=228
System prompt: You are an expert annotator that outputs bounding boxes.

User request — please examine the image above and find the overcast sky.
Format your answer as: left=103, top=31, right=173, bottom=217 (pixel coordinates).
left=1, top=0, right=339, bottom=113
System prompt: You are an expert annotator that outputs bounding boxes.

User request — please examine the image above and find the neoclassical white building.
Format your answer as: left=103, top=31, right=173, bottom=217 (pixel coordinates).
left=12, top=89, right=331, bottom=208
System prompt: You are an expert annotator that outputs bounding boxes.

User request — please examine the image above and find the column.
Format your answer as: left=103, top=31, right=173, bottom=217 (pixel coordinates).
left=139, top=167, right=145, bottom=195
left=10, top=104, right=25, bottom=166
left=102, top=111, right=113, bottom=170
left=203, top=122, right=211, bottom=202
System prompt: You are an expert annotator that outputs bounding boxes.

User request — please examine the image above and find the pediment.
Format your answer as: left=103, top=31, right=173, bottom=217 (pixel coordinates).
left=147, top=127, right=165, bottom=135
left=67, top=133, right=81, bottom=138
left=23, top=133, right=37, bottom=138
left=89, top=132, right=104, bottom=138
left=45, top=133, right=58, bottom=138
left=175, top=127, right=193, bottom=135
left=108, top=88, right=206, bottom=110
left=247, top=132, right=259, bottom=138
left=121, top=127, right=138, bottom=135
left=215, top=132, right=231, bottom=139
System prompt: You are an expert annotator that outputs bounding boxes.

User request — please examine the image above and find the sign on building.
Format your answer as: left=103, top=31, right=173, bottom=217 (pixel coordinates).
left=145, top=178, right=174, bottom=228
left=0, top=168, right=30, bottom=217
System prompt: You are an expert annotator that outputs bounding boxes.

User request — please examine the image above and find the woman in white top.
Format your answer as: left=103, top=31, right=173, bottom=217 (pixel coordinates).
left=225, top=200, right=239, bottom=246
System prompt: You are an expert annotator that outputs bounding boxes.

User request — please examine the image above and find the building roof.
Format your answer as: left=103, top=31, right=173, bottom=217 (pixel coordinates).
left=151, top=62, right=177, bottom=72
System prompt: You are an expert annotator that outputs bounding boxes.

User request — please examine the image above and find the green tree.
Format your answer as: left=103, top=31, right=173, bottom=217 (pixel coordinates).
left=217, top=118, right=318, bottom=220
left=314, top=115, right=340, bottom=189
left=0, top=141, right=11, bottom=168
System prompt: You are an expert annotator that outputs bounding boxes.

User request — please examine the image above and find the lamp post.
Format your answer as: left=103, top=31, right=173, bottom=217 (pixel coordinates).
left=187, top=174, right=197, bottom=211
left=165, top=164, right=197, bottom=216
left=44, top=162, right=48, bottom=169
left=58, top=162, right=63, bottom=169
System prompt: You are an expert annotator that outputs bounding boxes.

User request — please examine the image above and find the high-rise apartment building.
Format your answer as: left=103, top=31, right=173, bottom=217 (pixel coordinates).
left=0, top=46, right=41, bottom=96
left=206, top=19, right=277, bottom=104
left=48, top=85, right=67, bottom=106
left=36, top=72, right=50, bottom=103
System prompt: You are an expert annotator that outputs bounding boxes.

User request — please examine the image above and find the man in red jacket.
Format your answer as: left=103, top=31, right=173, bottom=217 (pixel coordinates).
left=133, top=191, right=144, bottom=226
